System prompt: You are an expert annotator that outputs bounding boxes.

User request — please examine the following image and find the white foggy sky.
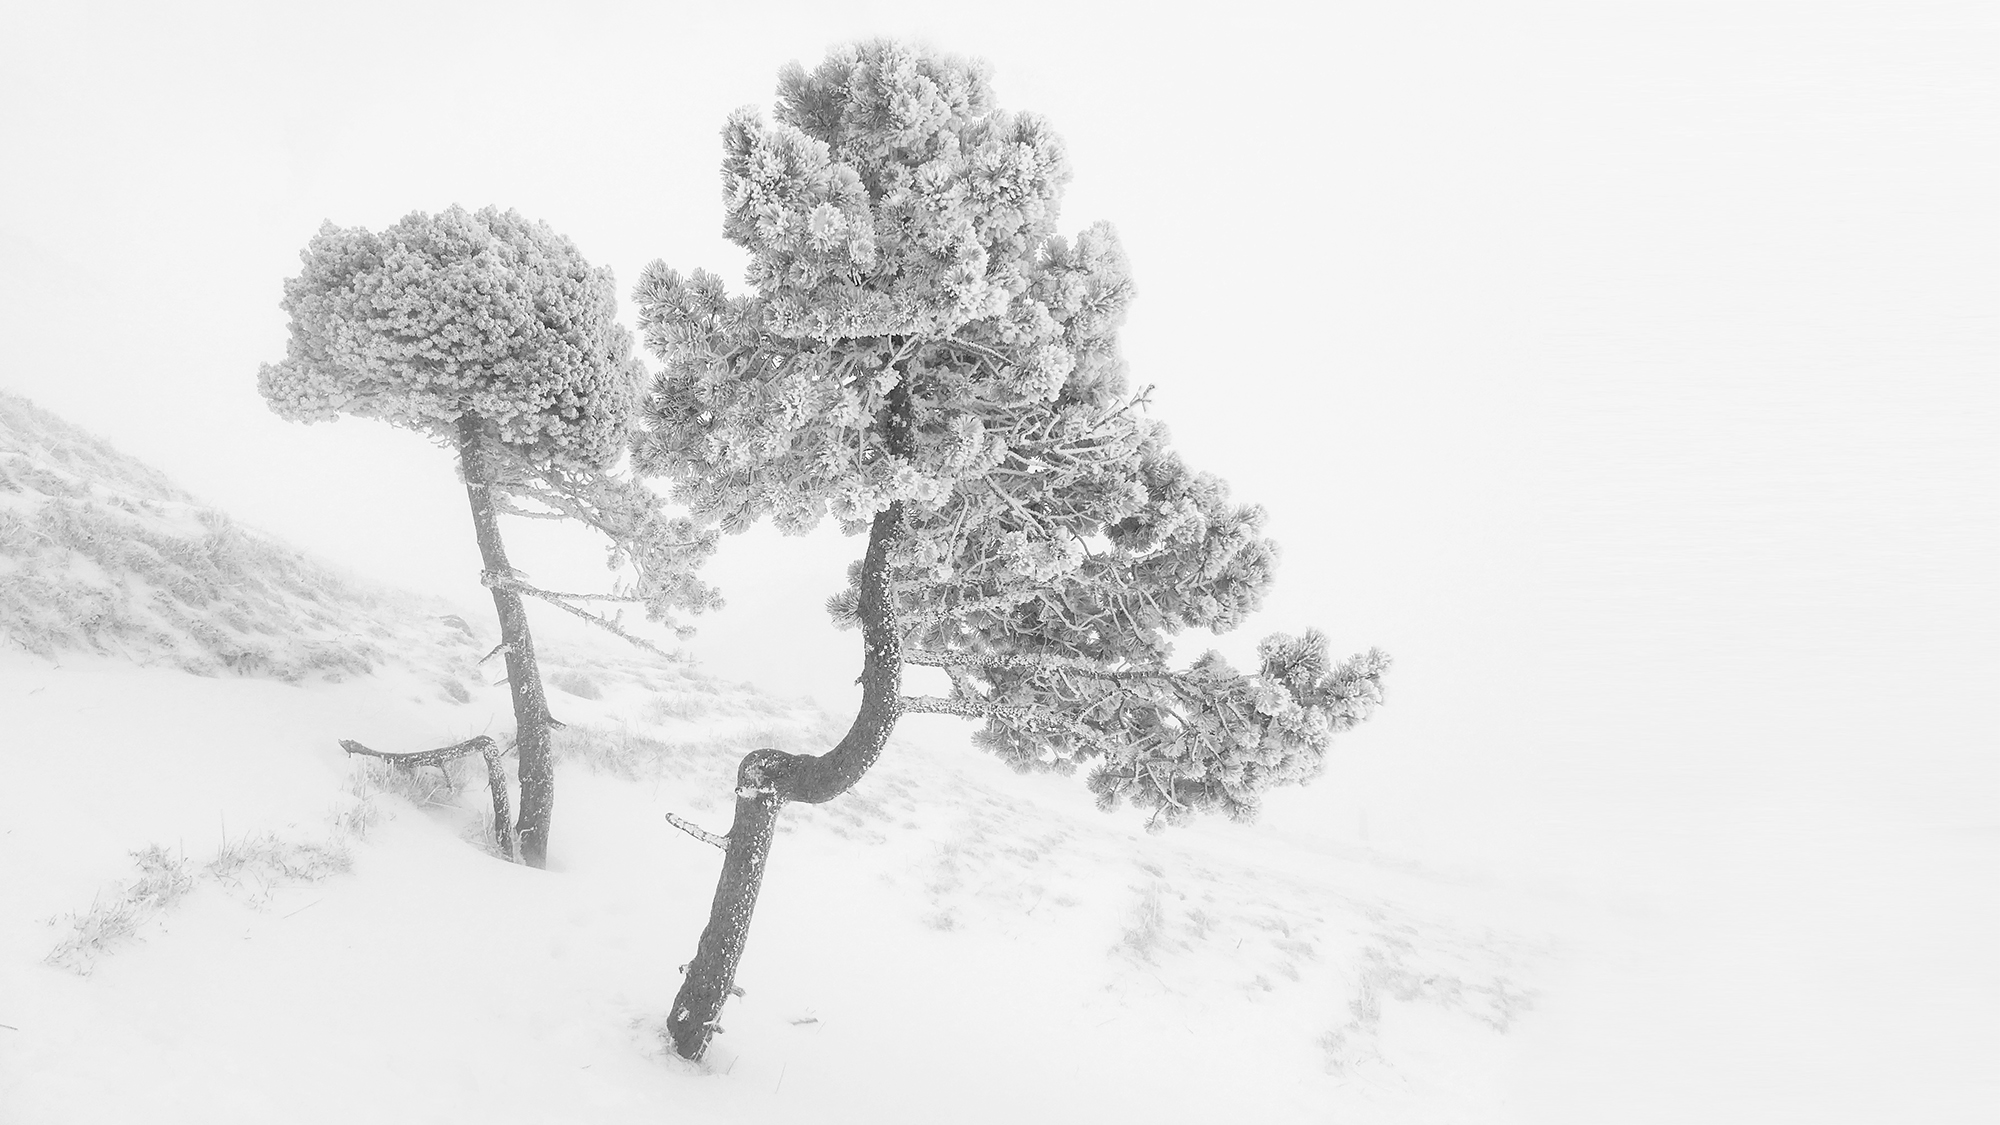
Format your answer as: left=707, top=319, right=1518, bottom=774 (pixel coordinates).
left=2, top=0, right=1992, bottom=858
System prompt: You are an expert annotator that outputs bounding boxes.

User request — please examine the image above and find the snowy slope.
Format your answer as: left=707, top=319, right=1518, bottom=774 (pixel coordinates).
left=0, top=397, right=1544, bottom=1123
left=0, top=389, right=481, bottom=691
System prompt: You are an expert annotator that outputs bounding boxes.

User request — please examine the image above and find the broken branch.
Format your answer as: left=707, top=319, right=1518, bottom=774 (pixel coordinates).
left=664, top=812, right=729, bottom=849
left=342, top=736, right=518, bottom=862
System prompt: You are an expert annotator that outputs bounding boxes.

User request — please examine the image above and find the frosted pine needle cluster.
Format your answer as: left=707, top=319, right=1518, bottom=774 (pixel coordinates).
left=634, top=40, right=1388, bottom=832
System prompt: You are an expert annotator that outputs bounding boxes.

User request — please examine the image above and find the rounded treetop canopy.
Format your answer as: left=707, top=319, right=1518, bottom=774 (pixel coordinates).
left=259, top=205, right=643, bottom=468
left=707, top=40, right=1076, bottom=344
left=631, top=40, right=1387, bottom=833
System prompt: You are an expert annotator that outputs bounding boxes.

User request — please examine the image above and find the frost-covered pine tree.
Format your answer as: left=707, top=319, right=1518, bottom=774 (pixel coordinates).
left=260, top=206, right=717, bottom=868
left=637, top=42, right=1388, bottom=1058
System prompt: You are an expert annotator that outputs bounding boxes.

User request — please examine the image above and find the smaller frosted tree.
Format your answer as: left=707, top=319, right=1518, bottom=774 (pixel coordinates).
left=638, top=42, right=1388, bottom=1060
left=260, top=205, right=717, bottom=868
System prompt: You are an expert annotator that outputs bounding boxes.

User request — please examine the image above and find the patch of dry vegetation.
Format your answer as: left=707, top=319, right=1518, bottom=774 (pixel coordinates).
left=46, top=782, right=384, bottom=975
left=44, top=845, right=197, bottom=975
left=0, top=390, right=484, bottom=686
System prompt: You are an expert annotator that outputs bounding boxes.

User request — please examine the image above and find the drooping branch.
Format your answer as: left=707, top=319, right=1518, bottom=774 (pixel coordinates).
left=482, top=571, right=680, bottom=658
left=479, top=451, right=723, bottom=639
left=340, top=735, right=517, bottom=861
left=339, top=734, right=498, bottom=770
left=496, top=586, right=647, bottom=604
left=489, top=497, right=571, bottom=521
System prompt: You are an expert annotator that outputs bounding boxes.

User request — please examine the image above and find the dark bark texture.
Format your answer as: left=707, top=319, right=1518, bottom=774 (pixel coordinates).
left=664, top=501, right=906, bottom=1059
left=457, top=415, right=557, bottom=869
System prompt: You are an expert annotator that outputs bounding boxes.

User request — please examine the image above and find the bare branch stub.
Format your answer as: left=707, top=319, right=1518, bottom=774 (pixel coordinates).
left=664, top=812, right=730, bottom=850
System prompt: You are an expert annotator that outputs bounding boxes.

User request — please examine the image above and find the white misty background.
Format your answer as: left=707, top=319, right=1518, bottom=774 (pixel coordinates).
left=0, top=1, right=1993, bottom=1119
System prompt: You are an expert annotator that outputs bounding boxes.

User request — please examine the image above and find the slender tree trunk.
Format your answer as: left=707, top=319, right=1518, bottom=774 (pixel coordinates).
left=457, top=415, right=557, bottom=869
left=665, top=500, right=906, bottom=1059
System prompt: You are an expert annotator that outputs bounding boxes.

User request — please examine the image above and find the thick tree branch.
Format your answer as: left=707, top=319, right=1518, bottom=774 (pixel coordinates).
left=901, top=694, right=1114, bottom=751
left=341, top=735, right=518, bottom=861
left=339, top=734, right=497, bottom=770
left=903, top=647, right=1173, bottom=683
left=900, top=694, right=1014, bottom=719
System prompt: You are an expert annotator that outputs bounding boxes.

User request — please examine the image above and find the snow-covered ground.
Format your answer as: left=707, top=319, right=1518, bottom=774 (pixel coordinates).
left=4, top=365, right=1999, bottom=1121
left=0, top=395, right=1547, bottom=1122
left=0, top=645, right=1555, bottom=1124
left=9, top=640, right=1999, bottom=1124
left=4, top=295, right=1999, bottom=1125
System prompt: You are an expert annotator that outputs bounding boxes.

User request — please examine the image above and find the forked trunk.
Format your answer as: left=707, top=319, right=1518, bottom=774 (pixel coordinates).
left=457, top=415, right=557, bottom=869
left=665, top=502, right=905, bottom=1059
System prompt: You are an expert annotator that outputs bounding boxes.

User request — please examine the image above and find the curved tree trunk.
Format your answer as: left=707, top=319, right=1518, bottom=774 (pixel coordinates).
left=457, top=415, right=557, bottom=869
left=665, top=500, right=906, bottom=1059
